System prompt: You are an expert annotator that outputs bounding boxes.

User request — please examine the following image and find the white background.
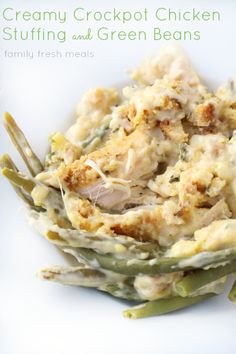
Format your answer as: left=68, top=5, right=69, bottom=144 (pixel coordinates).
left=1, top=1, right=236, bottom=354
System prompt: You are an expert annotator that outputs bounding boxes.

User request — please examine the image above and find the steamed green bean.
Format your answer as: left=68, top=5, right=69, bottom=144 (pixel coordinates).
left=39, top=265, right=140, bottom=300
left=175, top=260, right=236, bottom=297
left=2, top=167, right=36, bottom=193
left=123, top=294, right=214, bottom=319
left=0, top=154, right=35, bottom=206
left=3, top=112, right=43, bottom=176
left=65, top=247, right=236, bottom=276
left=228, top=279, right=236, bottom=303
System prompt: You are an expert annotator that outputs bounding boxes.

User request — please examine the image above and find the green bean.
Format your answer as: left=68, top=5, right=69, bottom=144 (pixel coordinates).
left=31, top=211, right=159, bottom=258
left=30, top=210, right=159, bottom=259
left=30, top=206, right=160, bottom=257
left=228, top=279, right=236, bottom=303
left=82, top=125, right=110, bottom=149
left=1, top=164, right=72, bottom=226
left=123, top=293, right=215, bottom=319
left=39, top=265, right=140, bottom=300
left=101, top=280, right=140, bottom=301
left=2, top=167, right=35, bottom=194
left=64, top=247, right=180, bottom=275
left=0, top=157, right=63, bottom=216
left=29, top=191, right=72, bottom=229
left=3, top=112, right=43, bottom=176
left=47, top=231, right=158, bottom=259
left=0, top=154, right=18, bottom=171
left=0, top=154, right=35, bottom=207
left=175, top=260, right=236, bottom=297
left=39, top=265, right=108, bottom=287
left=64, top=247, right=236, bottom=276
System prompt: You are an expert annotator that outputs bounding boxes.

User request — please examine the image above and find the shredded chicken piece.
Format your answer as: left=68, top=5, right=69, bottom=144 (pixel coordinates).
left=40, top=45, right=236, bottom=246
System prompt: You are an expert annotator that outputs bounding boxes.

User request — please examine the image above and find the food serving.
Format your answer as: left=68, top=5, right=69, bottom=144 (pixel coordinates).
left=2, top=46, right=236, bottom=319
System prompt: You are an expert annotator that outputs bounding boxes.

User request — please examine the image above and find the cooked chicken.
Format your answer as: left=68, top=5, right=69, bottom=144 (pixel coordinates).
left=34, top=45, right=236, bottom=247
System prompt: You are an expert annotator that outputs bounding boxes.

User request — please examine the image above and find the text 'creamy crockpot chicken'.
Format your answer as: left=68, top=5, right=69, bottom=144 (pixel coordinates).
left=2, top=46, right=236, bottom=318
